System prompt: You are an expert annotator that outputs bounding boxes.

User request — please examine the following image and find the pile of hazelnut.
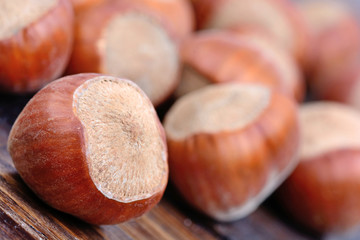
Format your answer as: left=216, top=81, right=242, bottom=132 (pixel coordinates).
left=2, top=0, right=360, bottom=236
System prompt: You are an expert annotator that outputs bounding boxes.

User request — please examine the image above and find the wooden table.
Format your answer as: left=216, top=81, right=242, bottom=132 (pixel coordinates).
left=2, top=94, right=360, bottom=240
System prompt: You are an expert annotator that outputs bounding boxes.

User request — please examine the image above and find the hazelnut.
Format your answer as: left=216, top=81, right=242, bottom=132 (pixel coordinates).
left=175, top=30, right=304, bottom=102
left=67, top=1, right=180, bottom=106
left=7, top=73, right=168, bottom=225
left=277, top=102, right=360, bottom=233
left=189, top=0, right=309, bottom=68
left=164, top=83, right=299, bottom=221
left=0, top=0, right=74, bottom=93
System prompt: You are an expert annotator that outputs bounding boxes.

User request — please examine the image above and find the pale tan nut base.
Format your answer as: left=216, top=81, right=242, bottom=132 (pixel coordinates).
left=101, top=13, right=180, bottom=106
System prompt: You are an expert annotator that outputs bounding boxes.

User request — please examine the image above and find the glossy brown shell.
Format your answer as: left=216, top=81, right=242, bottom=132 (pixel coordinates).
left=0, top=0, right=74, bottom=93
left=277, top=149, right=360, bottom=233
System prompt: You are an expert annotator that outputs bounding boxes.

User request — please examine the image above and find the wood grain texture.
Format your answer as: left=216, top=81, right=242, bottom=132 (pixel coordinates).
left=0, top=94, right=359, bottom=240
